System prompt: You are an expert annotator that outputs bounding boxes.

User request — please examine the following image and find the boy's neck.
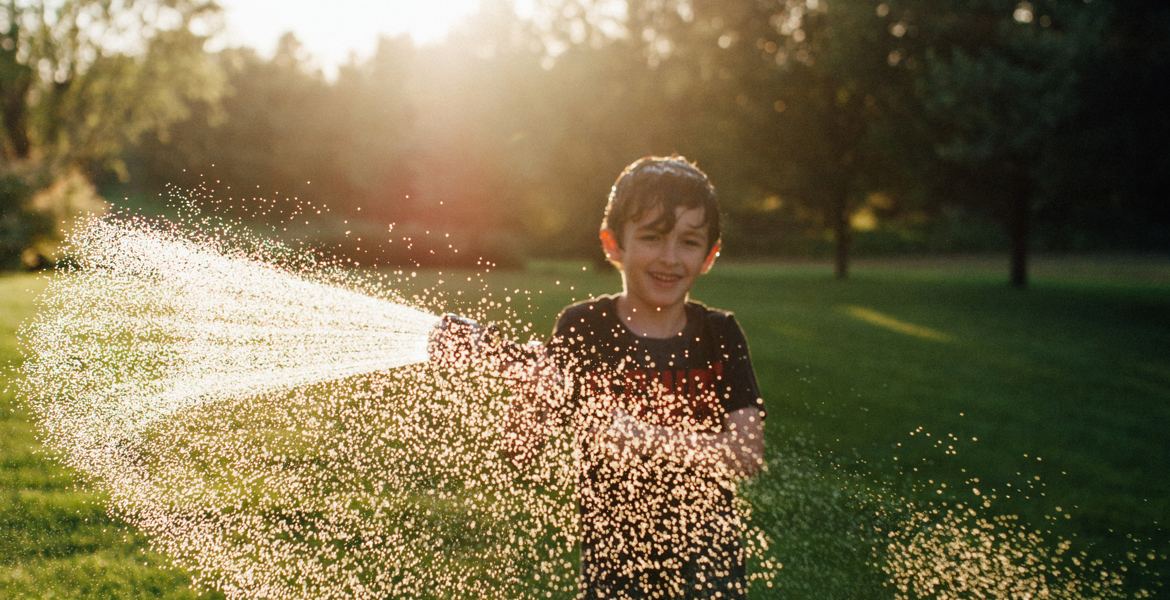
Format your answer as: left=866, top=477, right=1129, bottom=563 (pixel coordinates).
left=615, top=293, right=688, bottom=339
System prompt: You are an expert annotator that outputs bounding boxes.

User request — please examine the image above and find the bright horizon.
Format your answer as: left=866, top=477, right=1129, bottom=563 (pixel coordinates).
left=214, top=0, right=484, bottom=76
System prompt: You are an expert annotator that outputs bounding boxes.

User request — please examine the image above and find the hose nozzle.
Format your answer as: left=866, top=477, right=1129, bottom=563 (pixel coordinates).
left=429, top=313, right=537, bottom=370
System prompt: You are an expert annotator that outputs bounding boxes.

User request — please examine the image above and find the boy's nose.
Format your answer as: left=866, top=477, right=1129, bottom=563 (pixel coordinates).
left=658, top=240, right=682, bottom=264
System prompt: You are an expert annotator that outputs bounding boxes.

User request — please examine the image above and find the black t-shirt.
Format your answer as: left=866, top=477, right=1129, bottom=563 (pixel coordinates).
left=548, top=295, right=764, bottom=429
left=545, top=295, right=764, bottom=593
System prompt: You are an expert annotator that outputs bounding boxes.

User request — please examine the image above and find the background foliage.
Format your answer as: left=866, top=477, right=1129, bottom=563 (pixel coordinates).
left=0, top=0, right=1164, bottom=282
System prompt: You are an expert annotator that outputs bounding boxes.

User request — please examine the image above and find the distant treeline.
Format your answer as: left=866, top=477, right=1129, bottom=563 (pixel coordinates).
left=2, top=0, right=1168, bottom=282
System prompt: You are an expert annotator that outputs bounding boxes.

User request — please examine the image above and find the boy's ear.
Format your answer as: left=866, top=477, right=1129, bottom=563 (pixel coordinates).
left=701, top=241, right=721, bottom=274
left=599, top=229, right=623, bottom=266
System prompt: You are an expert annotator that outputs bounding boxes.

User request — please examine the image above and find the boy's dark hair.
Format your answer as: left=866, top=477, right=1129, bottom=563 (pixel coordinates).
left=601, top=155, right=721, bottom=251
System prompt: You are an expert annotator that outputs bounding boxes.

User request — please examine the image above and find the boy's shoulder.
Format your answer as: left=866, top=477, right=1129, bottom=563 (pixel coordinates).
left=554, top=295, right=619, bottom=334
left=559, top=294, right=618, bottom=316
left=684, top=300, right=746, bottom=344
left=553, top=295, right=742, bottom=338
left=683, top=298, right=735, bottom=323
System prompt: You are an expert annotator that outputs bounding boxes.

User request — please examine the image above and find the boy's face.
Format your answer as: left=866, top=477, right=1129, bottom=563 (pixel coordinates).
left=601, top=205, right=720, bottom=313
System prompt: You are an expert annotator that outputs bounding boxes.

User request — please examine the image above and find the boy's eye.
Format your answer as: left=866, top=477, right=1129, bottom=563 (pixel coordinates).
left=638, top=233, right=661, bottom=242
left=682, top=238, right=704, bottom=247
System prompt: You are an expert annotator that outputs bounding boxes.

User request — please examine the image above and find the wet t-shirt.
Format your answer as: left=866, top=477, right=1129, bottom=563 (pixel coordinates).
left=546, top=295, right=764, bottom=597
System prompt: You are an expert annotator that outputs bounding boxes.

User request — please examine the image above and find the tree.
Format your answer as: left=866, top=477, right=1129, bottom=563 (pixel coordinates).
left=907, top=0, right=1107, bottom=287
left=740, top=0, right=916, bottom=278
left=443, top=0, right=700, bottom=259
left=130, top=32, right=417, bottom=214
left=0, top=171, right=46, bottom=268
left=1040, top=0, right=1170, bottom=252
left=0, top=0, right=224, bottom=269
left=1, top=0, right=224, bottom=177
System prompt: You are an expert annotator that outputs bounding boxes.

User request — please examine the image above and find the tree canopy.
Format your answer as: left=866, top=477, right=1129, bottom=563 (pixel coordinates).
left=3, top=0, right=1168, bottom=282
left=0, top=0, right=223, bottom=267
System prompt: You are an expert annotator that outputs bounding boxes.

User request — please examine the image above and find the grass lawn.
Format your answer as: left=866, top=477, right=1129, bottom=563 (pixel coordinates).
left=2, top=255, right=1168, bottom=598
left=1, top=274, right=218, bottom=599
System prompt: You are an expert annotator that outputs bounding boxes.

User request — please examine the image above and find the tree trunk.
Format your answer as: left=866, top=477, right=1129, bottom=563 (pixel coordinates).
left=1, top=73, right=32, bottom=159
left=1009, top=172, right=1032, bottom=289
left=0, top=27, right=32, bottom=160
left=833, top=184, right=851, bottom=280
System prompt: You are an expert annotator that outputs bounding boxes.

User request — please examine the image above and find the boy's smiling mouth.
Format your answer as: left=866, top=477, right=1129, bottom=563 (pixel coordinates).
left=648, top=271, right=682, bottom=284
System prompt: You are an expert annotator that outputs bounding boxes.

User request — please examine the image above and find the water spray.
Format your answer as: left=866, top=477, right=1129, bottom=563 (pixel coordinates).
left=18, top=214, right=582, bottom=600
left=15, top=211, right=1149, bottom=600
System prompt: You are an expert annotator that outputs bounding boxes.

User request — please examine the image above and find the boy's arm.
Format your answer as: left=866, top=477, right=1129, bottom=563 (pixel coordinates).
left=600, top=407, right=764, bottom=479
left=498, top=393, right=552, bottom=468
left=427, top=313, right=573, bottom=468
left=496, top=346, right=567, bottom=468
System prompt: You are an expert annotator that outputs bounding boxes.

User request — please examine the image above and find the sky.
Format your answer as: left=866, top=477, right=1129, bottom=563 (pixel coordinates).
left=214, top=0, right=483, bottom=76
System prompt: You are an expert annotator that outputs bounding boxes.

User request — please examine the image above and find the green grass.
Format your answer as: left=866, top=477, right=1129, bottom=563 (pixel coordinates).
left=3, top=256, right=1168, bottom=598
left=1, top=274, right=219, bottom=599
left=412, top=256, right=1170, bottom=594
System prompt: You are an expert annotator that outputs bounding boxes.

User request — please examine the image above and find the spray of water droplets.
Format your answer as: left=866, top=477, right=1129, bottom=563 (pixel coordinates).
left=15, top=209, right=1157, bottom=600
left=18, top=214, right=581, bottom=599
left=738, top=432, right=1150, bottom=600
left=27, top=216, right=439, bottom=441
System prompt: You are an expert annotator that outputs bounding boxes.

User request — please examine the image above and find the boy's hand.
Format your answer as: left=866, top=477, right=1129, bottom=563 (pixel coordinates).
left=428, top=314, right=497, bottom=370
left=497, top=341, right=574, bottom=422
left=496, top=342, right=568, bottom=470
left=497, top=341, right=546, bottom=384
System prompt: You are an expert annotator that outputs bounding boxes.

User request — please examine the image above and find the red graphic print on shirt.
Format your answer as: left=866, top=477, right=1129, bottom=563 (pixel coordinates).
left=580, top=362, right=727, bottom=433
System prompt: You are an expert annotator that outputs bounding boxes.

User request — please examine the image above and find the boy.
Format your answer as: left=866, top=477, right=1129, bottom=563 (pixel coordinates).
left=435, top=156, right=765, bottom=599
left=507, top=155, right=762, bottom=598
